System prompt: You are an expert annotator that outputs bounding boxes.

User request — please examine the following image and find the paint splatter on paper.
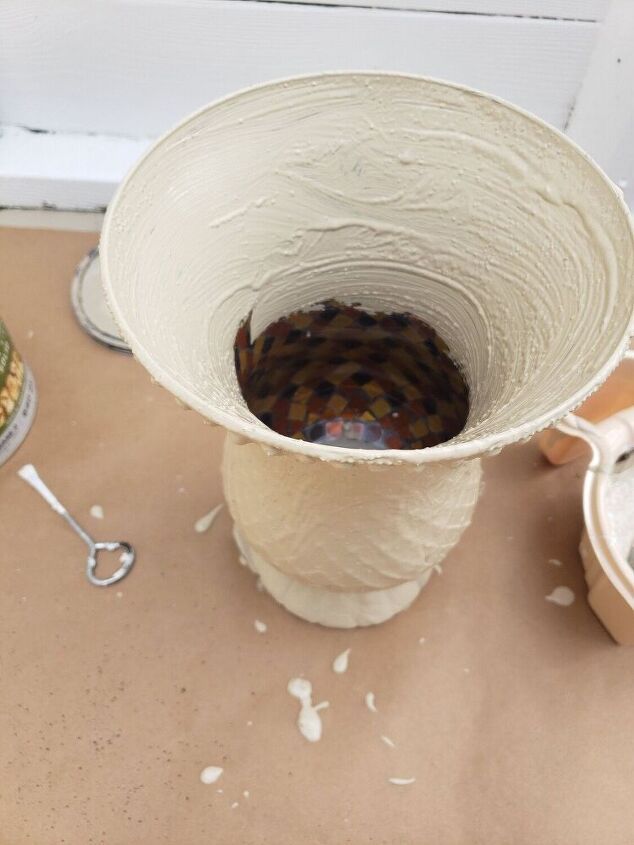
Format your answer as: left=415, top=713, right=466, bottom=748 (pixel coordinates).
left=288, top=678, right=329, bottom=742
left=194, top=503, right=224, bottom=533
left=200, top=766, right=223, bottom=785
left=333, top=648, right=351, bottom=674
left=545, top=586, right=575, bottom=607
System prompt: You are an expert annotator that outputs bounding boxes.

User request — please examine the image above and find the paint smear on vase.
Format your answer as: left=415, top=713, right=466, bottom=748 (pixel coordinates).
left=389, top=777, right=416, bottom=786
left=254, top=619, right=267, bottom=633
left=288, top=678, right=329, bottom=742
left=333, top=648, right=351, bottom=674
left=545, top=586, right=575, bottom=606
left=90, top=504, right=104, bottom=519
left=381, top=735, right=396, bottom=748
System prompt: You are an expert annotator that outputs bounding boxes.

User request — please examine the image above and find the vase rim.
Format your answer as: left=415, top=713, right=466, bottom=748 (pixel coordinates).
left=101, top=71, right=634, bottom=465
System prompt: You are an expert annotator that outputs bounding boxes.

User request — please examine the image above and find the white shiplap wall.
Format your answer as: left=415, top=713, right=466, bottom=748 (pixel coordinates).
left=0, top=0, right=626, bottom=209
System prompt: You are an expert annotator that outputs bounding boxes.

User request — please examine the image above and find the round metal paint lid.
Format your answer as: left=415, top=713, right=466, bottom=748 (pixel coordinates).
left=71, top=247, right=130, bottom=353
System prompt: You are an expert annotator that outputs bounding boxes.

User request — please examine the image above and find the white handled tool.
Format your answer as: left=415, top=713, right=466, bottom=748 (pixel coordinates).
left=18, top=463, right=136, bottom=587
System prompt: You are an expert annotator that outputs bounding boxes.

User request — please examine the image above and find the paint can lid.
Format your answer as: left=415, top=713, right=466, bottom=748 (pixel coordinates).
left=71, top=247, right=130, bottom=353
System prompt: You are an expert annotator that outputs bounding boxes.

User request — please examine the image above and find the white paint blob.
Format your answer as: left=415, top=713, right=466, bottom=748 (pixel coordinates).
left=90, top=504, right=104, bottom=520
left=254, top=619, right=267, bottom=633
left=119, top=550, right=134, bottom=567
left=231, top=802, right=239, bottom=809
left=287, top=677, right=329, bottom=742
left=243, top=790, right=250, bottom=799
left=548, top=558, right=563, bottom=567
left=545, top=586, right=575, bottom=607
left=194, top=502, right=224, bottom=533
left=365, top=692, right=378, bottom=713
left=389, top=777, right=416, bottom=786
left=200, top=766, right=223, bottom=785
left=332, top=648, right=351, bottom=674
left=381, top=735, right=396, bottom=748
left=419, top=637, right=426, bottom=645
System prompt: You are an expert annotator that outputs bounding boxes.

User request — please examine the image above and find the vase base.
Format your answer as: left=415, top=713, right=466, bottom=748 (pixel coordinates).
left=232, top=526, right=432, bottom=628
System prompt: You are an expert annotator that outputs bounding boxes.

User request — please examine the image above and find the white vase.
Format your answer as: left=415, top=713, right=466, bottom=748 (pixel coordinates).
left=101, top=73, right=634, bottom=628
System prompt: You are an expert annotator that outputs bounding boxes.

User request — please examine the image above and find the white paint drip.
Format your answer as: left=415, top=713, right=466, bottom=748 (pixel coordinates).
left=90, top=504, right=104, bottom=520
left=254, top=619, right=267, bottom=633
left=365, top=692, right=377, bottom=713
left=194, top=502, right=224, bottom=533
left=200, top=766, right=223, bottom=785
left=389, top=777, right=416, bottom=786
left=548, top=558, right=562, bottom=567
left=231, top=802, right=239, bottom=809
left=381, top=735, right=396, bottom=748
left=332, top=648, right=351, bottom=674
left=287, top=678, right=329, bottom=742
left=545, top=586, right=575, bottom=607
left=243, top=790, right=250, bottom=799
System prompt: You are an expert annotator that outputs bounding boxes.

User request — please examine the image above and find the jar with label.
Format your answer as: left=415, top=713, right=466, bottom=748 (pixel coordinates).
left=0, top=319, right=37, bottom=466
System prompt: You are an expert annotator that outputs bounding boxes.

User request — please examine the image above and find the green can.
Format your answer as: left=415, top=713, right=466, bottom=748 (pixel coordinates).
left=0, top=319, right=37, bottom=466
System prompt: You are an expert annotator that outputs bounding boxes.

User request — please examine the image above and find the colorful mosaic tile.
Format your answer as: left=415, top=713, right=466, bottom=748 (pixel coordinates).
left=235, top=301, right=469, bottom=450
